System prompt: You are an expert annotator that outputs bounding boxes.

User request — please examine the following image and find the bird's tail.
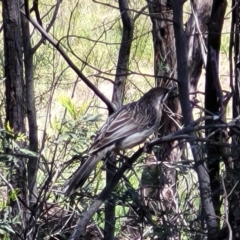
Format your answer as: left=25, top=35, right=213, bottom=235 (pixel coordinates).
left=63, top=151, right=105, bottom=197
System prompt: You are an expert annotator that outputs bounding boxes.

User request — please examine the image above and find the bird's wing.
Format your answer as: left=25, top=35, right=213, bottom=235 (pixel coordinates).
left=89, top=102, right=156, bottom=154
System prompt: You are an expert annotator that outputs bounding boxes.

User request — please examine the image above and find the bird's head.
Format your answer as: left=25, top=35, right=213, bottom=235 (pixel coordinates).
left=141, top=87, right=171, bottom=108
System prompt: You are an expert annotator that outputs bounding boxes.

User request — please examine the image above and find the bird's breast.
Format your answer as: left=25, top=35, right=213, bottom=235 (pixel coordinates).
left=115, top=128, right=154, bottom=150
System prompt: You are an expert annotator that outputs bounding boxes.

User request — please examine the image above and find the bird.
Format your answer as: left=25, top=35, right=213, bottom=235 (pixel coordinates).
left=63, top=87, right=171, bottom=197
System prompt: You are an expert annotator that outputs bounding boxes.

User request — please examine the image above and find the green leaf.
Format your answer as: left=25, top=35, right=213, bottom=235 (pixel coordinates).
left=81, top=114, right=102, bottom=122
left=19, top=148, right=38, bottom=157
left=56, top=132, right=78, bottom=143
left=58, top=96, right=77, bottom=119
left=2, top=225, right=15, bottom=234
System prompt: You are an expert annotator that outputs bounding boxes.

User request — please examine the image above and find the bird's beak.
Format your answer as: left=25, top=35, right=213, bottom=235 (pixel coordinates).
left=161, top=88, right=172, bottom=103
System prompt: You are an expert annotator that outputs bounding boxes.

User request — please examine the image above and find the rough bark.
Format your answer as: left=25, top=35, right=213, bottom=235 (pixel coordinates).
left=2, top=0, right=26, bottom=238
left=107, top=1, right=183, bottom=239
left=146, top=1, right=181, bottom=239
left=148, top=0, right=176, bottom=80
left=185, top=0, right=212, bottom=95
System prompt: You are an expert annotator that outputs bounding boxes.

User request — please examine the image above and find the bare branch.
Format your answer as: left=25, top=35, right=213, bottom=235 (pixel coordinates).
left=21, top=9, right=115, bottom=113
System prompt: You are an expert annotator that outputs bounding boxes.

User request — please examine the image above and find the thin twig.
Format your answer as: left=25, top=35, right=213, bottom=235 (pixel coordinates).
left=221, top=174, right=232, bottom=240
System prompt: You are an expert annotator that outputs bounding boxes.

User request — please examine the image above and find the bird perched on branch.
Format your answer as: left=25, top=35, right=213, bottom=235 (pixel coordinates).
left=63, top=87, right=171, bottom=197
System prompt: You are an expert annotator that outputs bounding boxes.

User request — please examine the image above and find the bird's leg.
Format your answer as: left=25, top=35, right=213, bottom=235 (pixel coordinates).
left=104, top=152, right=132, bottom=179
left=113, top=150, right=134, bottom=170
left=113, top=149, right=130, bottom=162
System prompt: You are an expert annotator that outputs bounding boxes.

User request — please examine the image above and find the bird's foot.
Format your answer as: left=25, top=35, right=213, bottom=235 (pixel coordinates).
left=143, top=141, right=152, bottom=154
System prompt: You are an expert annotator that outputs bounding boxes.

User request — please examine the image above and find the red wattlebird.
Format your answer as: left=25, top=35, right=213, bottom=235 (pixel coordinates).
left=63, top=87, right=171, bottom=197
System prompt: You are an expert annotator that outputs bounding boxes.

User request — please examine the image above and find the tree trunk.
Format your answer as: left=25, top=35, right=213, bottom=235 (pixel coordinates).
left=146, top=1, right=181, bottom=239
left=21, top=10, right=39, bottom=208
left=229, top=0, right=240, bottom=237
left=205, top=0, right=227, bottom=231
left=104, top=1, right=134, bottom=239
left=2, top=0, right=27, bottom=238
left=185, top=0, right=212, bottom=95
left=172, top=0, right=219, bottom=238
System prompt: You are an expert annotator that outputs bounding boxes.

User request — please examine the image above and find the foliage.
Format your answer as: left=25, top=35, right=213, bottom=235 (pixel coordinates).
left=0, top=207, right=20, bottom=236
left=0, top=0, right=239, bottom=239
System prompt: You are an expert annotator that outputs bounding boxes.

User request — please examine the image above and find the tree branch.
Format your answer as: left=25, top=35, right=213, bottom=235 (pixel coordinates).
left=21, top=10, right=115, bottom=113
